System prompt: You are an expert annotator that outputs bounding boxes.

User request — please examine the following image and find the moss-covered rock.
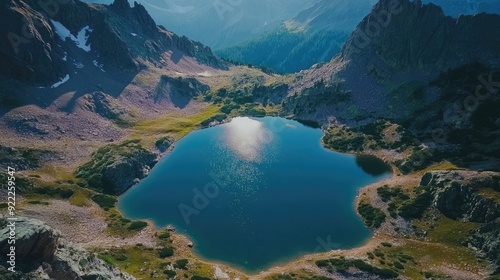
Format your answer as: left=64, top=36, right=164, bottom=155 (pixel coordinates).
left=76, top=140, right=157, bottom=195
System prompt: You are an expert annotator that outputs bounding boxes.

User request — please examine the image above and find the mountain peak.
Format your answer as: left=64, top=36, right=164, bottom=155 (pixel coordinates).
left=110, top=0, right=130, bottom=11
left=0, top=0, right=225, bottom=87
left=341, top=0, right=500, bottom=71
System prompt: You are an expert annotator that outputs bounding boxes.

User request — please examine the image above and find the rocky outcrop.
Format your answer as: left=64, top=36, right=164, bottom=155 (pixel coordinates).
left=82, top=91, right=123, bottom=120
left=420, top=171, right=500, bottom=222
left=0, top=145, right=53, bottom=171
left=0, top=218, right=58, bottom=264
left=155, top=76, right=210, bottom=106
left=0, top=217, right=135, bottom=279
left=76, top=140, right=158, bottom=194
left=469, top=218, right=500, bottom=274
left=101, top=149, right=157, bottom=194
left=155, top=136, right=174, bottom=153
left=418, top=170, right=500, bottom=273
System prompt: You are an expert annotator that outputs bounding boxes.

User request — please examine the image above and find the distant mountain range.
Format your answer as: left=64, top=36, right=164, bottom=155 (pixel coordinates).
left=80, top=0, right=500, bottom=69
left=216, top=0, right=376, bottom=74
left=84, top=0, right=320, bottom=48
left=216, top=0, right=500, bottom=73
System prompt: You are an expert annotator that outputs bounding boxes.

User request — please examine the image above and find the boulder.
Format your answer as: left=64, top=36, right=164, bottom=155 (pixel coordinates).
left=101, top=149, right=157, bottom=194
left=469, top=218, right=500, bottom=274
left=0, top=217, right=136, bottom=279
left=0, top=218, right=58, bottom=264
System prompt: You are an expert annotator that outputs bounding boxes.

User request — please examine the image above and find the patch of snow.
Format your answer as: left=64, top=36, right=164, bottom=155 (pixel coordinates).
left=197, top=71, right=212, bottom=77
left=75, top=26, right=93, bottom=52
left=50, top=20, right=93, bottom=52
left=51, top=20, right=72, bottom=41
left=51, top=74, right=70, bottom=88
left=93, top=60, right=106, bottom=72
left=62, top=52, right=67, bottom=61
left=131, top=33, right=137, bottom=36
left=214, top=267, right=229, bottom=279
left=74, top=61, right=84, bottom=69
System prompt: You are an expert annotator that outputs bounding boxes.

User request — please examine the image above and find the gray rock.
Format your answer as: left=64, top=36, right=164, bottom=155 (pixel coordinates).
left=469, top=218, right=500, bottom=274
left=0, top=218, right=58, bottom=264
left=419, top=171, right=500, bottom=273
left=155, top=136, right=174, bottom=153
left=76, top=141, right=158, bottom=195
left=101, top=150, right=157, bottom=194
left=0, top=217, right=136, bottom=280
left=422, top=171, right=500, bottom=222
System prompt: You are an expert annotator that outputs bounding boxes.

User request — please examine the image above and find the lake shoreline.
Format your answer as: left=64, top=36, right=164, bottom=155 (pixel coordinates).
left=117, top=116, right=394, bottom=275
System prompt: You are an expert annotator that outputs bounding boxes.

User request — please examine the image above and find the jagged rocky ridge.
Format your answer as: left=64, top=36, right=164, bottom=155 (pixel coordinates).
left=419, top=171, right=500, bottom=274
left=283, top=0, right=500, bottom=122
left=0, top=0, right=226, bottom=87
left=0, top=217, right=135, bottom=279
left=341, top=0, right=500, bottom=71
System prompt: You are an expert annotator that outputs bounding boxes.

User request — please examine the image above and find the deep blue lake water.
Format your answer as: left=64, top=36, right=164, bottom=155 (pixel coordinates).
left=118, top=117, right=391, bottom=272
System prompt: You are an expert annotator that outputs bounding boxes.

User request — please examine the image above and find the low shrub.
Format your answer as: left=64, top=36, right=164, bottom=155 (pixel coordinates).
left=158, top=247, right=174, bottom=258
left=358, top=203, right=386, bottom=228
left=399, top=188, right=434, bottom=219
left=127, top=221, right=148, bottom=231
left=174, top=259, right=189, bottom=270
left=114, top=254, right=127, bottom=261
left=32, top=186, right=74, bottom=199
left=164, top=270, right=176, bottom=277
left=157, top=231, right=171, bottom=239
left=393, top=261, right=404, bottom=269
left=91, top=194, right=117, bottom=210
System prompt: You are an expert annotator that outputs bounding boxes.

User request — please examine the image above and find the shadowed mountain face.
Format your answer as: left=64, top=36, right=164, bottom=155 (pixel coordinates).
left=282, top=0, right=500, bottom=123
left=0, top=0, right=225, bottom=87
left=0, top=0, right=67, bottom=86
left=341, top=0, right=500, bottom=71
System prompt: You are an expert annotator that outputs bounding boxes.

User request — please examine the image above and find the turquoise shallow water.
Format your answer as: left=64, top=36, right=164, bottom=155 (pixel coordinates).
left=118, top=117, right=391, bottom=272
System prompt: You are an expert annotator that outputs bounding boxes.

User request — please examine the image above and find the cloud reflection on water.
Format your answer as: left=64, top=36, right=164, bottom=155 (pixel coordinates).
left=223, top=117, right=273, bottom=162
